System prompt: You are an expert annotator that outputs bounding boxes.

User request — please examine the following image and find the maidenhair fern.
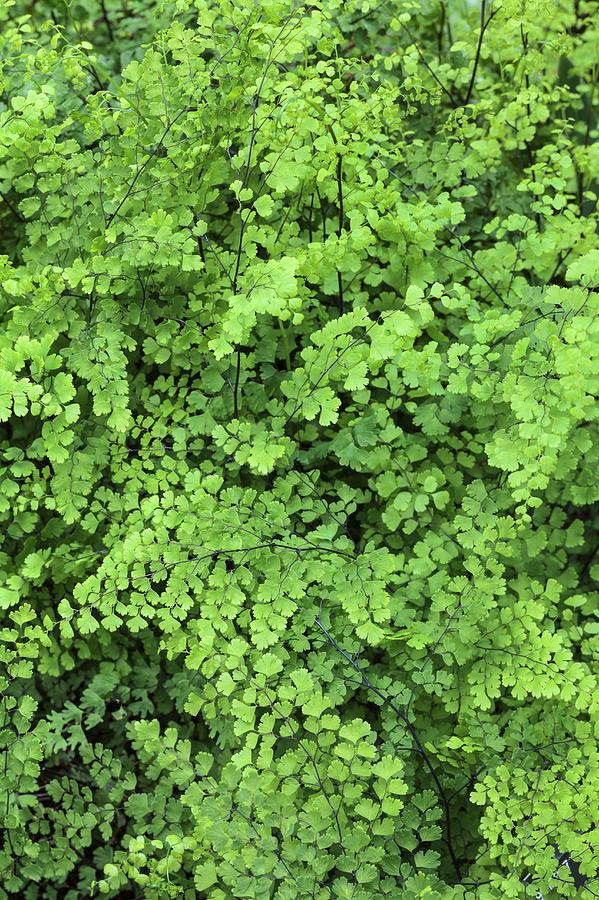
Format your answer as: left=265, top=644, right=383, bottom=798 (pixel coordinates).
left=0, top=0, right=597, bottom=897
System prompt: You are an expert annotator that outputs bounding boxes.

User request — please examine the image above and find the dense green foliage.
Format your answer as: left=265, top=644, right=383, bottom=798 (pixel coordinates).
left=0, top=0, right=598, bottom=896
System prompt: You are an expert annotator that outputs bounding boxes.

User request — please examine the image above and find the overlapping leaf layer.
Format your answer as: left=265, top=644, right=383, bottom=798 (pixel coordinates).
left=0, top=1, right=597, bottom=897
